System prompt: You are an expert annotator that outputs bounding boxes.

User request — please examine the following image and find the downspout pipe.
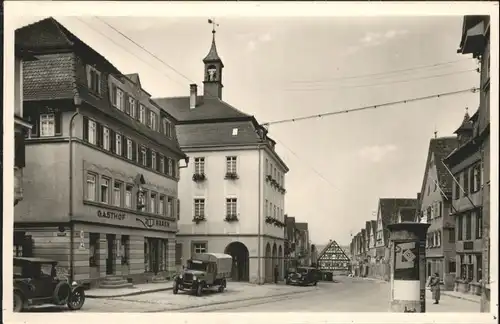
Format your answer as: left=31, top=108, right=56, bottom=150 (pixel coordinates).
left=69, top=96, right=82, bottom=283
left=257, top=143, right=262, bottom=284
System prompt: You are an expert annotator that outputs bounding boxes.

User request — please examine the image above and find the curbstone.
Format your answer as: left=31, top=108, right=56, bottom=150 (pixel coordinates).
left=441, top=291, right=480, bottom=304
left=87, top=286, right=173, bottom=299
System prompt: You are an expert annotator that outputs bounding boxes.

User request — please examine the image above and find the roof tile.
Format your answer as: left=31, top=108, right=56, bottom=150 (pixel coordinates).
left=176, top=121, right=260, bottom=147
left=153, top=96, right=250, bottom=122
left=23, top=53, right=76, bottom=101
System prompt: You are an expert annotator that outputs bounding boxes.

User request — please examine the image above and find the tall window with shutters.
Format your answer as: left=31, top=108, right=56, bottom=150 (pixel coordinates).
left=151, top=151, right=157, bottom=170
left=87, top=65, right=101, bottom=95
left=140, top=146, right=147, bottom=166
left=177, top=199, right=180, bottom=220
left=115, top=134, right=122, bottom=156
left=167, top=197, right=173, bottom=218
left=139, top=105, right=146, bottom=124
left=88, top=119, right=97, bottom=145
left=86, top=173, right=97, bottom=201
left=126, top=138, right=133, bottom=160
left=167, top=158, right=173, bottom=176
left=102, top=127, right=110, bottom=150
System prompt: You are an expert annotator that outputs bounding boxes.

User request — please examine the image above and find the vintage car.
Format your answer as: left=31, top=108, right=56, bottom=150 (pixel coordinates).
left=285, top=266, right=320, bottom=286
left=13, top=257, right=86, bottom=312
left=173, top=253, right=232, bottom=296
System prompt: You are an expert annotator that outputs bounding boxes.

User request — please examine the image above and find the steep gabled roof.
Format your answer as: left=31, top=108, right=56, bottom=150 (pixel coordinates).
left=125, top=73, right=141, bottom=87
left=317, top=240, right=350, bottom=271
left=370, top=220, right=377, bottom=236
left=378, top=198, right=418, bottom=245
left=153, top=96, right=251, bottom=122
left=419, top=136, right=460, bottom=202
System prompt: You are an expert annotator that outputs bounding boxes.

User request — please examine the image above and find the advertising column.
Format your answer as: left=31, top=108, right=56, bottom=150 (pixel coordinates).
left=387, top=223, right=430, bottom=312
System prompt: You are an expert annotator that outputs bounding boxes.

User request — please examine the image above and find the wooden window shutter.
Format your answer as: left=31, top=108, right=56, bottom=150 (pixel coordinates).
left=177, top=199, right=180, bottom=220
left=15, top=132, right=26, bottom=168
left=122, top=137, right=127, bottom=158
left=83, top=116, right=89, bottom=141
left=132, top=141, right=137, bottom=161
left=125, top=94, right=130, bottom=115
left=96, top=122, right=102, bottom=147
left=54, top=111, right=62, bottom=135
left=146, top=149, right=152, bottom=167
left=111, top=84, right=117, bottom=106
left=110, top=129, right=116, bottom=152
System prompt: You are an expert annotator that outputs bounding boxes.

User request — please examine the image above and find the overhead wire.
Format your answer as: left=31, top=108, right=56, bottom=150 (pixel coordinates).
left=290, top=58, right=476, bottom=84
left=285, top=68, right=479, bottom=91
left=263, top=87, right=480, bottom=126
left=274, top=137, right=340, bottom=192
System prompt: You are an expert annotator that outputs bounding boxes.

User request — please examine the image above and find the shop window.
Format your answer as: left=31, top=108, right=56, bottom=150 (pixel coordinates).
left=121, top=235, right=130, bottom=265
left=159, top=240, right=168, bottom=271
left=89, top=233, right=99, bottom=267
left=448, top=260, right=456, bottom=273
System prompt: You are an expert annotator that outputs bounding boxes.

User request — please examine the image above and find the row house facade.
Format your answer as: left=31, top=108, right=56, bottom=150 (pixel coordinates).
left=417, top=136, right=459, bottom=290
left=284, top=216, right=297, bottom=271
left=444, top=109, right=485, bottom=297
left=14, top=18, right=186, bottom=288
left=14, top=46, right=37, bottom=206
left=455, top=15, right=491, bottom=311
left=153, top=29, right=289, bottom=284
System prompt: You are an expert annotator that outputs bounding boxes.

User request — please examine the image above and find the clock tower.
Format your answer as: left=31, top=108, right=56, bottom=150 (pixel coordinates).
left=203, top=20, right=224, bottom=99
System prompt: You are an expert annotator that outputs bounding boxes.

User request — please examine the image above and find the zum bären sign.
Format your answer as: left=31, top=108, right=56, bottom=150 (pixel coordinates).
left=97, top=210, right=126, bottom=221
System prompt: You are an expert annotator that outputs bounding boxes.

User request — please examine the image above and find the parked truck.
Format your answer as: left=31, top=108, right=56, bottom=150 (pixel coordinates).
left=173, top=253, right=232, bottom=296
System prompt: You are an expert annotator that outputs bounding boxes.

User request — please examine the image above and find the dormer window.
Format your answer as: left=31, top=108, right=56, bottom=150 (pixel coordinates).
left=232, top=128, right=238, bottom=136
left=87, top=65, right=101, bottom=95
left=111, top=85, right=125, bottom=111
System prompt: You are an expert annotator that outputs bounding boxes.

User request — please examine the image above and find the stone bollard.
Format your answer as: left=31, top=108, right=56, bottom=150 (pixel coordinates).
left=387, top=223, right=430, bottom=313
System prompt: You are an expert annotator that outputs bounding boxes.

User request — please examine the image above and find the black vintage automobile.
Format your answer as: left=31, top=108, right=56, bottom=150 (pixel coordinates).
left=285, top=266, right=320, bottom=286
left=13, top=257, right=86, bottom=312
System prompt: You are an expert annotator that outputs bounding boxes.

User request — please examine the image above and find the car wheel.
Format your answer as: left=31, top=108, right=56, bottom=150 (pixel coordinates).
left=53, top=281, right=71, bottom=305
left=313, top=281, right=318, bottom=286
left=13, top=291, right=24, bottom=312
left=196, top=284, right=203, bottom=297
left=218, top=285, right=225, bottom=293
left=67, top=288, right=85, bottom=310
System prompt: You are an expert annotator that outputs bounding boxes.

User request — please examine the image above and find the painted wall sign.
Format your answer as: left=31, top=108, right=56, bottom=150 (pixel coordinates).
left=97, top=210, right=126, bottom=221
left=136, top=217, right=170, bottom=229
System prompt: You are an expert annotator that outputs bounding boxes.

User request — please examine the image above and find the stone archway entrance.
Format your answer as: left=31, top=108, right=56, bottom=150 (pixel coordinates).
left=272, top=243, right=277, bottom=282
left=265, top=243, right=272, bottom=282
left=278, top=245, right=283, bottom=280
left=224, top=241, right=250, bottom=282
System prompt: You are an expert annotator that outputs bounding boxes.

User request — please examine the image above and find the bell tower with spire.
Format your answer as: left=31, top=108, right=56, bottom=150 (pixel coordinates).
left=203, top=19, right=224, bottom=99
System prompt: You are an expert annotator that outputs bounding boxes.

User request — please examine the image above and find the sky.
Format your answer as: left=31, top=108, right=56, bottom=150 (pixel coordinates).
left=8, top=7, right=484, bottom=246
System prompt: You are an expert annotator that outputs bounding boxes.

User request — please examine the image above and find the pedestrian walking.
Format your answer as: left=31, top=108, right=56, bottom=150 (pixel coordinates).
left=274, top=265, right=279, bottom=284
left=428, top=272, right=441, bottom=304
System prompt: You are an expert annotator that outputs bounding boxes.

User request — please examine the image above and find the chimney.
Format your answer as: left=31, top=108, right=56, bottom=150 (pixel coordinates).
left=189, top=84, right=197, bottom=109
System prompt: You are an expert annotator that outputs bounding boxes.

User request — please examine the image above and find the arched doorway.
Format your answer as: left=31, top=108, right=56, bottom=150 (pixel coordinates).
left=224, top=241, right=250, bottom=282
left=265, top=243, right=272, bottom=282
left=272, top=243, right=277, bottom=282
left=278, top=245, right=283, bottom=280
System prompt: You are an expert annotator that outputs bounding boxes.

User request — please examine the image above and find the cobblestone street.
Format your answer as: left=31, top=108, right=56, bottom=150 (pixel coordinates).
left=26, top=277, right=479, bottom=313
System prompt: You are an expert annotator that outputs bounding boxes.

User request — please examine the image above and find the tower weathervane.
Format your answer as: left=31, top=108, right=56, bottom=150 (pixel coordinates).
left=208, top=18, right=219, bottom=34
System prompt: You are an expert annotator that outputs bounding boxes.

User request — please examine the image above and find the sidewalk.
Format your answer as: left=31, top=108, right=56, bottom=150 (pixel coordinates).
left=355, top=276, right=480, bottom=304
left=441, top=290, right=481, bottom=303
left=86, top=282, right=173, bottom=298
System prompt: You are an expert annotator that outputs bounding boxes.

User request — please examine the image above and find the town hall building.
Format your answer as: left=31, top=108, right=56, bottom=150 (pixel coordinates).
left=154, top=27, right=289, bottom=284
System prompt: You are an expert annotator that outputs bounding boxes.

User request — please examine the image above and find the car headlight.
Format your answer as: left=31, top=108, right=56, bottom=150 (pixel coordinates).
left=179, top=275, right=183, bottom=279
left=193, top=275, right=197, bottom=281
left=72, top=281, right=78, bottom=286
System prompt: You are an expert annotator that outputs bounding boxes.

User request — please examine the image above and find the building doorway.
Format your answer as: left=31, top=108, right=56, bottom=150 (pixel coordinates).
left=145, top=238, right=160, bottom=274
left=224, top=241, right=250, bottom=282
left=106, top=234, right=116, bottom=275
